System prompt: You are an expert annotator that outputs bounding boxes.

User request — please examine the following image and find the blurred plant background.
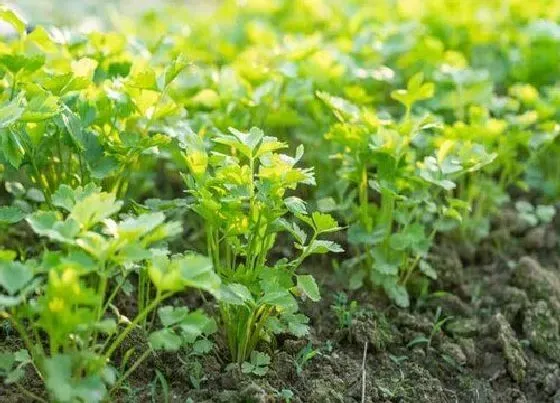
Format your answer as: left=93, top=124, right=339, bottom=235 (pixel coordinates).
left=7, top=0, right=215, bottom=27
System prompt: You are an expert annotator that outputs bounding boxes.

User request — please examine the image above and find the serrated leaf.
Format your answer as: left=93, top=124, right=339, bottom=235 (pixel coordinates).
left=259, top=289, right=297, bottom=311
left=220, top=283, right=253, bottom=305
left=164, top=54, right=189, bottom=86
left=306, top=239, right=344, bottom=254
left=1, top=126, right=25, bottom=168
left=158, top=305, right=189, bottom=327
left=69, top=192, right=122, bottom=230
left=52, top=184, right=101, bottom=212
left=177, top=255, right=220, bottom=294
left=128, top=68, right=158, bottom=91
left=276, top=218, right=307, bottom=244
left=311, top=212, right=341, bottom=234
left=149, top=255, right=220, bottom=294
left=116, top=212, right=165, bottom=239
left=192, top=339, right=213, bottom=355
left=27, top=211, right=80, bottom=243
left=178, top=311, right=215, bottom=343
left=284, top=313, right=310, bottom=337
left=316, top=197, right=337, bottom=212
left=22, top=94, right=59, bottom=122
left=0, top=96, right=24, bottom=129
left=348, top=224, right=386, bottom=245
left=284, top=197, right=307, bottom=214
left=296, top=275, right=321, bottom=302
left=59, top=106, right=85, bottom=151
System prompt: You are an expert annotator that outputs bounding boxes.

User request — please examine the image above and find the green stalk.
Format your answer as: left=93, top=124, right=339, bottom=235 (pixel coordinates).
left=206, top=227, right=216, bottom=273
left=256, top=231, right=271, bottom=269
left=15, top=383, right=47, bottom=403
left=2, top=311, right=36, bottom=362
left=30, top=160, right=54, bottom=209
left=238, top=308, right=254, bottom=363
left=359, top=163, right=370, bottom=231
left=56, top=134, right=64, bottom=184
left=245, top=307, right=272, bottom=359
left=212, top=230, right=221, bottom=274
left=138, top=268, right=146, bottom=322
left=9, top=72, right=18, bottom=100
left=78, top=153, right=86, bottom=184
left=379, top=190, right=395, bottom=246
left=91, top=273, right=108, bottom=347
left=246, top=209, right=263, bottom=275
left=109, top=348, right=152, bottom=396
left=97, top=275, right=108, bottom=320
left=104, top=292, right=168, bottom=361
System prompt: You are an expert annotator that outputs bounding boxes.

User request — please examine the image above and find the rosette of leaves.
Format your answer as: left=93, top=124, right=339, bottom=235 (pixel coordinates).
left=0, top=184, right=220, bottom=401
left=182, top=126, right=342, bottom=363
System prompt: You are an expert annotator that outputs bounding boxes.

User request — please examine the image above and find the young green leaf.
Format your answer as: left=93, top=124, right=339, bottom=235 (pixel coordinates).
left=311, top=212, right=341, bottom=234
left=0, top=261, right=33, bottom=295
left=296, top=275, right=321, bottom=302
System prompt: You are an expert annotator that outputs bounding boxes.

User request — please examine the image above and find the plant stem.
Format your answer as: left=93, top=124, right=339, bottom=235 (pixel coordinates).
left=2, top=311, right=44, bottom=381
left=2, top=311, right=34, bottom=360
left=109, top=348, right=152, bottom=396
left=15, top=383, right=47, bottom=403
left=359, top=163, right=370, bottom=230
left=9, top=72, right=18, bottom=100
left=56, top=134, right=64, bottom=184
left=292, top=231, right=317, bottom=269
left=102, top=276, right=126, bottom=316
left=104, top=292, right=167, bottom=360
left=30, top=160, right=53, bottom=209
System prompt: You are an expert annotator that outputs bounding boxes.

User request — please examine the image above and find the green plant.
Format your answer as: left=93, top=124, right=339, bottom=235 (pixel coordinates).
left=276, top=388, right=295, bottom=402
left=331, top=292, right=360, bottom=330
left=526, top=123, right=560, bottom=200
left=1, top=0, right=560, bottom=399
left=515, top=201, right=556, bottom=227
left=406, top=307, right=452, bottom=353
left=320, top=75, right=494, bottom=306
left=0, top=185, right=220, bottom=401
left=184, top=360, right=205, bottom=389
left=150, top=369, right=170, bottom=403
left=0, top=9, right=189, bottom=205
left=182, top=126, right=342, bottom=363
left=240, top=351, right=271, bottom=377
left=294, top=341, right=320, bottom=376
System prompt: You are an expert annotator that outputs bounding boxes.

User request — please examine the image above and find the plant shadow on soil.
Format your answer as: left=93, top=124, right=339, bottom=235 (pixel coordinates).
left=2, top=205, right=560, bottom=403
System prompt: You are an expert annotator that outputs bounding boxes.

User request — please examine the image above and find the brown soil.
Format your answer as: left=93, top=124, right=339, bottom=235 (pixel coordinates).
left=2, top=206, right=559, bottom=403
